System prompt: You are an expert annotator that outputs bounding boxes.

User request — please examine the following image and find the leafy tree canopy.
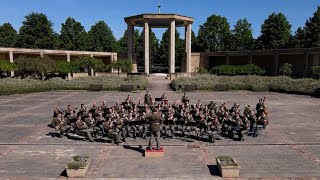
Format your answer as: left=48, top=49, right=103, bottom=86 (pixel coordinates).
left=0, top=23, right=18, bottom=47
left=229, top=18, right=254, bottom=51
left=304, top=6, right=320, bottom=48
left=88, top=21, right=117, bottom=52
left=197, top=15, right=231, bottom=52
left=78, top=56, right=105, bottom=72
left=256, top=13, right=292, bottom=49
left=60, top=17, right=88, bottom=51
left=16, top=12, right=56, bottom=49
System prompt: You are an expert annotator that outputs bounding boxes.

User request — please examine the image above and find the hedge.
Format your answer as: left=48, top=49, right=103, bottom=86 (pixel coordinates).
left=0, top=75, right=148, bottom=95
left=210, top=64, right=266, bottom=76
left=172, top=75, right=320, bottom=95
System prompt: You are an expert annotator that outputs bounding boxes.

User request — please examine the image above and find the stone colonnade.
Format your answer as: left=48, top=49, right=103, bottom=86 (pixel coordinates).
left=3, top=48, right=117, bottom=78
left=127, top=20, right=192, bottom=74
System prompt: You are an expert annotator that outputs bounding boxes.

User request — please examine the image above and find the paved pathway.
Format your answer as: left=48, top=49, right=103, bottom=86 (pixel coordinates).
left=147, top=74, right=172, bottom=92
left=0, top=91, right=319, bottom=178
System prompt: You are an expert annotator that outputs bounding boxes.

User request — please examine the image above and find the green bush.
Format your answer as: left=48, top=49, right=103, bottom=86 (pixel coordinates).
left=310, top=66, right=320, bottom=78
left=55, top=61, right=80, bottom=74
left=210, top=64, right=265, bottom=76
left=279, top=63, right=293, bottom=76
left=217, top=156, right=238, bottom=166
left=0, top=75, right=148, bottom=95
left=194, top=66, right=209, bottom=74
left=172, top=75, right=320, bottom=95
left=15, top=55, right=56, bottom=76
left=67, top=155, right=89, bottom=170
left=0, top=60, right=17, bottom=71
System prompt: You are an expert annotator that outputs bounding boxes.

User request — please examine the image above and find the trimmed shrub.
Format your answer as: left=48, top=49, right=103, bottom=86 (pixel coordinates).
left=0, top=60, right=17, bottom=71
left=0, top=75, right=147, bottom=95
left=310, top=66, right=320, bottom=79
left=172, top=75, right=320, bottom=96
left=279, top=63, right=293, bottom=76
left=210, top=64, right=265, bottom=76
left=194, top=66, right=209, bottom=74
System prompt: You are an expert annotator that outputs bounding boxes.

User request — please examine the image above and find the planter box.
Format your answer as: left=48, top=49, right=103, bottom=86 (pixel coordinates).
left=66, top=158, right=91, bottom=178
left=216, top=157, right=240, bottom=178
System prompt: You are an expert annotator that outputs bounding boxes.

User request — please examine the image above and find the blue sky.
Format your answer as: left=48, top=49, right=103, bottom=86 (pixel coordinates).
left=0, top=0, right=319, bottom=40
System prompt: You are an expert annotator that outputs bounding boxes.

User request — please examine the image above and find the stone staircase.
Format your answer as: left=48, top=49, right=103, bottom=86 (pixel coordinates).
left=147, top=74, right=172, bottom=92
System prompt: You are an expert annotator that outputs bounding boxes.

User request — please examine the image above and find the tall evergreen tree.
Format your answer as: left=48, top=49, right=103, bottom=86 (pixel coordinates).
left=292, top=27, right=307, bottom=48
left=136, top=29, right=159, bottom=68
left=191, top=30, right=199, bottom=52
left=88, top=21, right=117, bottom=52
left=16, top=12, right=55, bottom=49
left=197, top=15, right=231, bottom=52
left=158, top=29, right=184, bottom=68
left=229, top=18, right=254, bottom=51
left=0, top=23, right=18, bottom=47
left=304, top=6, right=320, bottom=48
left=60, top=17, right=88, bottom=51
left=117, top=29, right=142, bottom=55
left=256, top=13, right=292, bottom=49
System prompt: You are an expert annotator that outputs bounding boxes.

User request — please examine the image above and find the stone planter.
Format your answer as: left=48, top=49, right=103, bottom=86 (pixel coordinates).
left=65, top=157, right=91, bottom=178
left=216, top=157, right=240, bottom=178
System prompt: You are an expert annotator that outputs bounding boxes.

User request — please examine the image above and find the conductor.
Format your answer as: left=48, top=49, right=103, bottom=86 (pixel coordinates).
left=148, top=106, right=163, bottom=150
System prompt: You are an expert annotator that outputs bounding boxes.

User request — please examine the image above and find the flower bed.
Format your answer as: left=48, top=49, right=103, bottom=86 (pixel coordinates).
left=216, top=156, right=240, bottom=178
left=66, top=155, right=91, bottom=178
left=172, top=75, right=320, bottom=96
left=0, top=75, right=148, bottom=95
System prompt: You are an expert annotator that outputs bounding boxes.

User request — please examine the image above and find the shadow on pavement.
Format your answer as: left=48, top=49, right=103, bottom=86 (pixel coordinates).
left=123, top=145, right=144, bottom=156
left=207, top=165, right=220, bottom=176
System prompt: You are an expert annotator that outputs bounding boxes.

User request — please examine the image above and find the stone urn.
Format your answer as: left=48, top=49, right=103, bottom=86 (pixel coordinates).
left=216, top=156, right=240, bottom=178
left=65, top=156, right=91, bottom=178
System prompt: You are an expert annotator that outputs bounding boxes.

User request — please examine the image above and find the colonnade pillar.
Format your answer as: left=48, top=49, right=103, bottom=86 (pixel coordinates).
left=169, top=20, right=176, bottom=74
left=185, top=23, right=192, bottom=73
left=144, top=21, right=150, bottom=74
left=313, top=54, right=319, bottom=66
left=90, top=54, right=94, bottom=76
left=127, top=23, right=137, bottom=73
left=273, top=53, right=279, bottom=76
left=225, top=54, right=230, bottom=65
left=9, top=51, right=14, bottom=77
left=67, top=53, right=72, bottom=80
left=304, top=53, right=309, bottom=77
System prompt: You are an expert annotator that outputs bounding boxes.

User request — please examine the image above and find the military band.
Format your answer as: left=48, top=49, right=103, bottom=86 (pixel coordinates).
left=48, top=92, right=269, bottom=145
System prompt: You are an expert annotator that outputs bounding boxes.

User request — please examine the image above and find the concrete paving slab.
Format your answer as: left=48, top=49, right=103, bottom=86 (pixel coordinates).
left=0, top=90, right=319, bottom=178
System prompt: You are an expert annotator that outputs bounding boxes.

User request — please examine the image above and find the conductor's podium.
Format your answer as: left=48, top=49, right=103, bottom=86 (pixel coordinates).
left=144, top=147, right=165, bottom=158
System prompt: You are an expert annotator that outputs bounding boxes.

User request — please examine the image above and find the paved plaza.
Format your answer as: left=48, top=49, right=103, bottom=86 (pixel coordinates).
left=0, top=89, right=320, bottom=179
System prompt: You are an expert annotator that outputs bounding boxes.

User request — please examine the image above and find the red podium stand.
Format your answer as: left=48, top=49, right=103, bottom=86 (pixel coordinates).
left=144, top=147, right=165, bottom=158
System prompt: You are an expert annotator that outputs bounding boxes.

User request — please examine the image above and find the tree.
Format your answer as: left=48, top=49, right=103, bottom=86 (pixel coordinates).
left=55, top=61, right=79, bottom=75
left=256, top=13, right=292, bottom=49
left=60, top=17, right=88, bottom=51
left=16, top=12, right=56, bottom=49
left=194, top=66, right=208, bottom=74
left=0, top=23, right=18, bottom=47
left=279, top=62, right=293, bottom=76
left=158, top=29, right=184, bottom=69
left=78, top=56, right=105, bottom=72
left=140, top=29, right=159, bottom=66
left=304, top=6, right=320, bottom=48
left=15, top=55, right=56, bottom=78
left=197, top=15, right=231, bottom=52
left=229, top=18, right=254, bottom=51
left=108, top=59, right=133, bottom=75
left=291, top=27, right=307, bottom=48
left=117, top=29, right=145, bottom=70
left=117, top=29, right=142, bottom=55
left=191, top=30, right=199, bottom=52
left=88, top=21, right=117, bottom=52
left=310, top=66, right=320, bottom=79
